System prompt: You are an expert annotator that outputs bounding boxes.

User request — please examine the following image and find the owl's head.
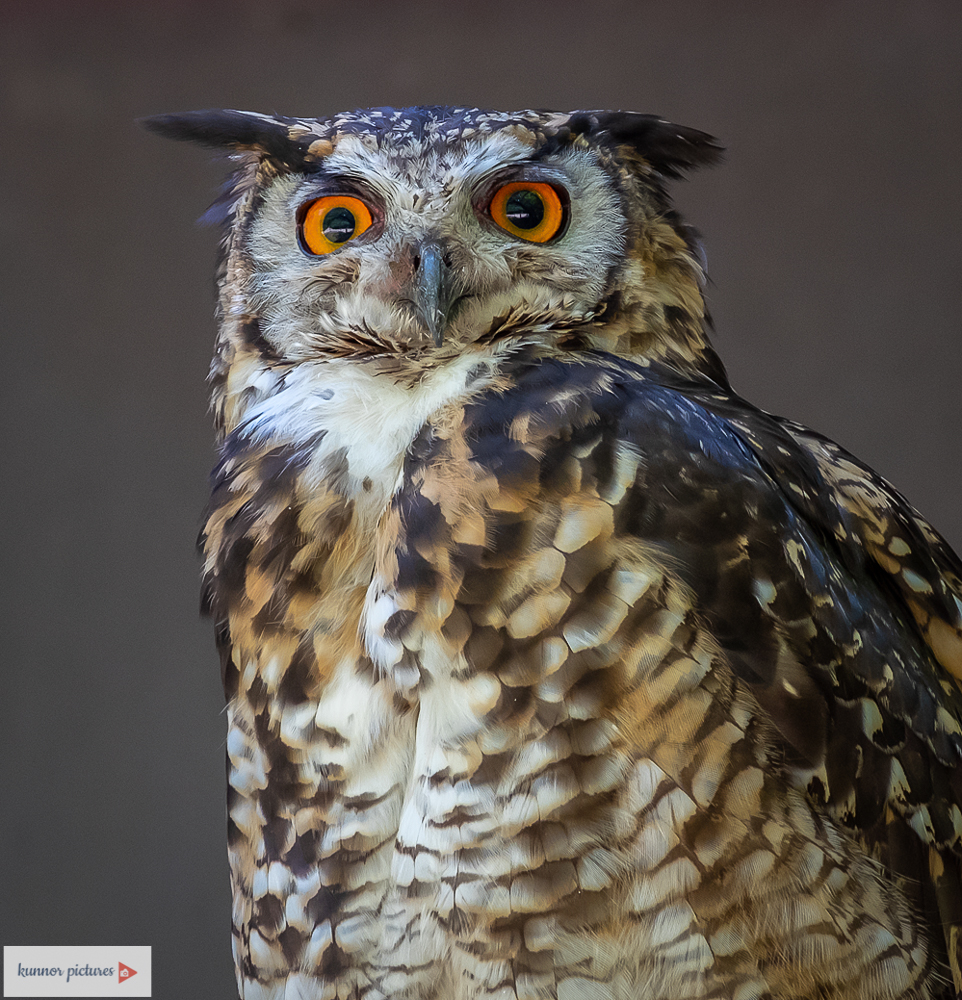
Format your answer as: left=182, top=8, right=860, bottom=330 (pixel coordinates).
left=146, top=106, right=723, bottom=432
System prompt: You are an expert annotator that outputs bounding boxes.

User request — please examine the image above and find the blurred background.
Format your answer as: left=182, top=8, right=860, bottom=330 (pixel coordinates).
left=1, top=1, right=959, bottom=996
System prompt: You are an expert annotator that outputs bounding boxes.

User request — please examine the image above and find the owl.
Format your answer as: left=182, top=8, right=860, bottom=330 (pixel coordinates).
left=145, top=106, right=962, bottom=1000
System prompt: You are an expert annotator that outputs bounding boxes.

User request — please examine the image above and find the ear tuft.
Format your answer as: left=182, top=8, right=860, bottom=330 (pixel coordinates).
left=573, top=111, right=723, bottom=179
left=141, top=109, right=313, bottom=170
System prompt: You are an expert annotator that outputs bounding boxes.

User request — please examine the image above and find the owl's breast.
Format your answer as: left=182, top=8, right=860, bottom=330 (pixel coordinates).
left=215, top=354, right=941, bottom=999
left=208, top=351, right=502, bottom=686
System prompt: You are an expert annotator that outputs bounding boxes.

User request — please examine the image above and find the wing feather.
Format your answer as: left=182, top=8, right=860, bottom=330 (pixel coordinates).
left=454, top=350, right=962, bottom=988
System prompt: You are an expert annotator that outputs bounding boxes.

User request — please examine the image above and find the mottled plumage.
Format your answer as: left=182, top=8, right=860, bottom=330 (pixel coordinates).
left=145, top=106, right=962, bottom=1000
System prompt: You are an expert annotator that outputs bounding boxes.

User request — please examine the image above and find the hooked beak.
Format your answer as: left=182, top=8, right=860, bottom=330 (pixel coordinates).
left=412, top=240, right=456, bottom=347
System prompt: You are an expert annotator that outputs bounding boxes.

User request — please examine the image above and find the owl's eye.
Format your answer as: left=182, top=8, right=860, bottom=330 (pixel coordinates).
left=488, top=182, right=565, bottom=243
left=299, top=195, right=374, bottom=255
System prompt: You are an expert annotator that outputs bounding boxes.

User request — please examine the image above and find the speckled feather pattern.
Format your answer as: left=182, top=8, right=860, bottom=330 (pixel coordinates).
left=144, top=106, right=962, bottom=999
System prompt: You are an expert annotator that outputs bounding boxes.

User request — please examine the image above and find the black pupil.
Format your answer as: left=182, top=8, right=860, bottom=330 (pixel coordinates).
left=504, top=189, right=545, bottom=230
left=322, top=206, right=356, bottom=244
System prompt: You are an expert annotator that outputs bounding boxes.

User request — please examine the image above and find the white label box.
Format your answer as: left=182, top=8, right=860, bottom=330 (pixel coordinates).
left=4, top=947, right=151, bottom=997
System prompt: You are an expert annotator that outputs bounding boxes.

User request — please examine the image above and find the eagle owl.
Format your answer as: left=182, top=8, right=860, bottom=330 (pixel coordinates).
left=146, top=106, right=962, bottom=1000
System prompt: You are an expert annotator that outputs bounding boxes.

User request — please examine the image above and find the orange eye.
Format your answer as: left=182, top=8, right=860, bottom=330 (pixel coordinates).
left=488, top=181, right=565, bottom=243
left=299, top=195, right=373, bottom=255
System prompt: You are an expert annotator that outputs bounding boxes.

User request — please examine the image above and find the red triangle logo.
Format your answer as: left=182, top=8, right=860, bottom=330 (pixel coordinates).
left=118, top=962, right=138, bottom=983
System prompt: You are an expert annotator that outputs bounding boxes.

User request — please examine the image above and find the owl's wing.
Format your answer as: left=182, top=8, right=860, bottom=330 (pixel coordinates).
left=395, top=349, right=962, bottom=988
left=691, top=385, right=962, bottom=952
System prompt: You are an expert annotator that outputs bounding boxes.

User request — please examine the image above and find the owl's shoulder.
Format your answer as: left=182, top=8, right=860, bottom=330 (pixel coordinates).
left=403, top=346, right=962, bottom=800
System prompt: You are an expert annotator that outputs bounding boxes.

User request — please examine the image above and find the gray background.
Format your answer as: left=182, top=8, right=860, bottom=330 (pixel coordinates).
left=1, top=2, right=959, bottom=997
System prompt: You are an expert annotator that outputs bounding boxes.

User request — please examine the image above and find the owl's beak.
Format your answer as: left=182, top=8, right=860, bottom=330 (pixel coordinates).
left=412, top=240, right=456, bottom=347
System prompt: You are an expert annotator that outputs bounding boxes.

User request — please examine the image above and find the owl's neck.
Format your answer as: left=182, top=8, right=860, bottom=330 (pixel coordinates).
left=588, top=214, right=729, bottom=388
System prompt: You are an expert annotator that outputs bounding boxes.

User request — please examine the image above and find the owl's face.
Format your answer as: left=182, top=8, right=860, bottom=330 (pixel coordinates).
left=246, top=128, right=629, bottom=362
left=146, top=107, right=724, bottom=425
